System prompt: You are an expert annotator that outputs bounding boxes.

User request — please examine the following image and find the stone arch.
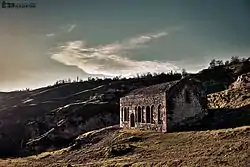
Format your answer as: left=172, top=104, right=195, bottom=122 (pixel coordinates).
left=123, top=107, right=126, bottom=121
left=138, top=106, right=142, bottom=123
left=142, top=106, right=145, bottom=123
left=121, top=107, right=123, bottom=121
left=158, top=104, right=162, bottom=124
left=146, top=106, right=150, bottom=123
left=151, top=105, right=154, bottom=123
left=122, top=107, right=125, bottom=121
left=135, top=106, right=138, bottom=122
left=130, top=113, right=135, bottom=127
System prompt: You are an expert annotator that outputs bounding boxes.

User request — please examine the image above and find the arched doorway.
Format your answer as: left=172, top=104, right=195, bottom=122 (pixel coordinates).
left=130, top=113, right=135, bottom=127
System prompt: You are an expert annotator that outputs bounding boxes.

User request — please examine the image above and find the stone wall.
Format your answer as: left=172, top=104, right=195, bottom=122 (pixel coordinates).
left=120, top=92, right=166, bottom=132
left=120, top=78, right=207, bottom=133
left=167, top=82, right=207, bottom=131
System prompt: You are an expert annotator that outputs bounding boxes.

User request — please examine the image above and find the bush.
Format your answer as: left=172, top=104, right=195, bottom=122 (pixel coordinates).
left=209, top=59, right=216, bottom=68
left=230, top=56, right=240, bottom=64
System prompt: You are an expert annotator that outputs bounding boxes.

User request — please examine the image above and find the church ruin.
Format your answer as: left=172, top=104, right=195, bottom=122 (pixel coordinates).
left=119, top=77, right=207, bottom=132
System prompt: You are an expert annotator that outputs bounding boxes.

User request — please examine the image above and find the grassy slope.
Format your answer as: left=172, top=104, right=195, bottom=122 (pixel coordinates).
left=1, top=126, right=250, bottom=167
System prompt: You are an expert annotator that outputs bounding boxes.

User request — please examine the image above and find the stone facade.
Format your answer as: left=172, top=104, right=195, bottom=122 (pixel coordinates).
left=120, top=77, right=207, bottom=132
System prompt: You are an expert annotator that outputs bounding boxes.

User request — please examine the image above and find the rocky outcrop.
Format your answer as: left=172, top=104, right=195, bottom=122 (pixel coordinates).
left=208, top=87, right=250, bottom=109
left=229, top=72, right=250, bottom=89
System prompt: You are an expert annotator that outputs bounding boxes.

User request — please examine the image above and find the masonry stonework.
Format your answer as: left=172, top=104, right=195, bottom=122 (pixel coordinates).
left=120, top=77, right=207, bottom=132
left=120, top=93, right=166, bottom=132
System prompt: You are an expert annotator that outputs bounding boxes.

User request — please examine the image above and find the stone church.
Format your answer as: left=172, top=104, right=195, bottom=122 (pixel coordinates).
left=119, top=77, right=207, bottom=132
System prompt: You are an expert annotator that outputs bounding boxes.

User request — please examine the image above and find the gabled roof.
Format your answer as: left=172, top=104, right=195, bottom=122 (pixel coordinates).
left=124, top=80, right=180, bottom=96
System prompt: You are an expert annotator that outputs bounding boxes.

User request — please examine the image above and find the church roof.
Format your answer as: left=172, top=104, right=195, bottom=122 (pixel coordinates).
left=125, top=80, right=180, bottom=96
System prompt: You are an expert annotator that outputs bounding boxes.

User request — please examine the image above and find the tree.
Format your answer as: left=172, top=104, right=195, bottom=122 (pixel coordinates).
left=153, top=72, right=158, bottom=76
left=225, top=60, right=230, bottom=65
left=230, top=56, right=240, bottom=64
left=209, top=59, right=216, bottom=68
left=146, top=72, right=152, bottom=78
left=181, top=69, right=188, bottom=77
left=113, top=76, right=120, bottom=80
left=87, top=77, right=92, bottom=81
left=215, top=60, right=224, bottom=66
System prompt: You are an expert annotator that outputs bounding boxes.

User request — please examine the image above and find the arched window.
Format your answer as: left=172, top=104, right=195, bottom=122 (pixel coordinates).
left=151, top=105, right=154, bottom=123
left=138, top=106, right=142, bottom=123
left=146, top=106, right=150, bottom=123
left=124, top=107, right=129, bottom=122
left=142, top=106, right=145, bottom=123
left=130, top=113, right=135, bottom=127
left=158, top=105, right=162, bottom=124
left=126, top=107, right=129, bottom=121
left=123, top=107, right=127, bottom=121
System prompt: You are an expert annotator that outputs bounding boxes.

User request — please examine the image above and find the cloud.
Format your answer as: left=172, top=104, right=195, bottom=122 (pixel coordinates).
left=46, top=33, right=55, bottom=37
left=152, top=32, right=168, bottom=38
left=45, top=24, right=76, bottom=37
left=50, top=31, right=179, bottom=77
left=67, top=24, right=76, bottom=32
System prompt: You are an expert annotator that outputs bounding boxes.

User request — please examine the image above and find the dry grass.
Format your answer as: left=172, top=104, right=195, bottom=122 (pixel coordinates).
left=1, top=126, right=250, bottom=167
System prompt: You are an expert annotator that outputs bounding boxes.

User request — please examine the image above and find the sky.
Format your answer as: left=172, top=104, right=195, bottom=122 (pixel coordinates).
left=0, top=0, right=249, bottom=91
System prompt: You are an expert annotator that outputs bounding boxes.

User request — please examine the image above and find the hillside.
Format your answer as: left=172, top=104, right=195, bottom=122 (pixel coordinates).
left=0, top=73, right=182, bottom=157
left=0, top=58, right=250, bottom=163
left=0, top=126, right=250, bottom=167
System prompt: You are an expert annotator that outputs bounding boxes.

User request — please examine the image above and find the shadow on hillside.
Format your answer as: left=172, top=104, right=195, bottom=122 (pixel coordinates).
left=203, top=104, right=250, bottom=130
left=175, top=104, right=250, bottom=132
